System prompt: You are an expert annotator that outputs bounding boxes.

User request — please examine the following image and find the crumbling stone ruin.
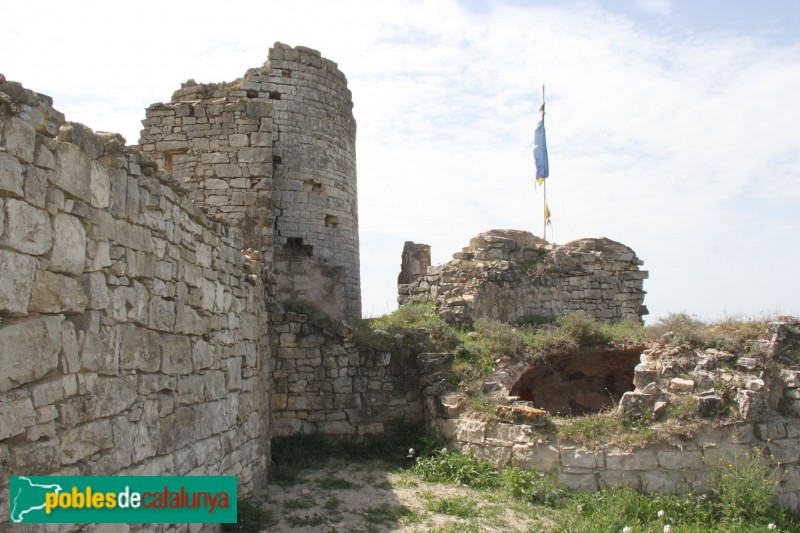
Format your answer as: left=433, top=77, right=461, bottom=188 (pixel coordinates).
left=2, top=41, right=800, bottom=531
left=140, top=42, right=360, bottom=321
left=422, top=320, right=800, bottom=509
left=398, top=229, right=649, bottom=324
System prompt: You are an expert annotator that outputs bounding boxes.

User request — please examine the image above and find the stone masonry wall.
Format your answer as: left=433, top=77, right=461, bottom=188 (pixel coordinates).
left=141, top=43, right=362, bottom=321
left=267, top=44, right=361, bottom=320
left=399, top=229, right=648, bottom=324
left=270, top=309, right=425, bottom=437
left=428, top=415, right=800, bottom=511
left=139, top=74, right=274, bottom=255
left=0, top=77, right=269, bottom=527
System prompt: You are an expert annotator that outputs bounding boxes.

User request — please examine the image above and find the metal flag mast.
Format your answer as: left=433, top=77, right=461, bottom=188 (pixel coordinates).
left=541, top=84, right=547, bottom=241
left=533, top=84, right=550, bottom=241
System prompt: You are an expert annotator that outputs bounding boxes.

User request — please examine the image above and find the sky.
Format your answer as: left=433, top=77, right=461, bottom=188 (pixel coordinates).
left=2, top=0, right=799, bottom=322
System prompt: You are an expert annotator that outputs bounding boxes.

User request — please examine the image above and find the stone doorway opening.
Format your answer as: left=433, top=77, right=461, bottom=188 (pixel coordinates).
left=509, top=348, right=641, bottom=415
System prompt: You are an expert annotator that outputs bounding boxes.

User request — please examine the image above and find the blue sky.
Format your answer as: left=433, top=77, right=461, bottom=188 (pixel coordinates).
left=2, top=0, right=799, bottom=321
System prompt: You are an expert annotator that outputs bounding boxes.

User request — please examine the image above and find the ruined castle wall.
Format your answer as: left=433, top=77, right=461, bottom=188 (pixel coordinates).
left=399, top=230, right=648, bottom=324
left=266, top=44, right=361, bottom=320
left=139, top=78, right=275, bottom=255
left=270, top=310, right=424, bottom=437
left=140, top=43, right=362, bottom=321
left=427, top=415, right=800, bottom=511
left=0, top=79, right=269, bottom=525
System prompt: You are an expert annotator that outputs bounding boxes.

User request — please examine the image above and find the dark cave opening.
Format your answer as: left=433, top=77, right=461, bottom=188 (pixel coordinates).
left=509, top=348, right=641, bottom=416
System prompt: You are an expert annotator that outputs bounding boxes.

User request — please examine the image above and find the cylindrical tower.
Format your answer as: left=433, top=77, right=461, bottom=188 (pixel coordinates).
left=139, top=43, right=361, bottom=320
left=267, top=43, right=361, bottom=319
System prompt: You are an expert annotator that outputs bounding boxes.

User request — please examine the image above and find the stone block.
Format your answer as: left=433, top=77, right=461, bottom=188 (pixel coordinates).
left=11, top=439, right=61, bottom=473
left=120, top=324, right=161, bottom=372
left=0, top=151, right=24, bottom=197
left=157, top=406, right=198, bottom=454
left=737, top=390, right=770, bottom=421
left=31, top=374, right=78, bottom=407
left=177, top=375, right=206, bottom=404
left=226, top=356, right=242, bottom=391
left=93, top=376, right=137, bottom=417
left=89, top=160, right=110, bottom=208
left=60, top=320, right=81, bottom=373
left=562, top=447, right=603, bottom=469
left=669, top=377, right=695, bottom=392
left=599, top=470, right=641, bottom=490
left=229, top=134, right=249, bottom=147
left=0, top=315, right=62, bottom=392
left=193, top=339, right=215, bottom=370
left=512, top=444, right=560, bottom=473
left=781, top=370, right=800, bottom=389
left=0, top=198, right=52, bottom=255
left=768, top=439, right=800, bottom=464
left=2, top=116, right=36, bottom=163
left=640, top=470, right=676, bottom=494
left=162, top=334, right=193, bottom=374
left=237, top=147, right=270, bottom=164
left=756, top=421, right=787, bottom=441
left=24, top=166, right=49, bottom=208
left=137, top=374, right=176, bottom=395
left=53, top=141, right=92, bottom=202
left=57, top=122, right=105, bottom=160
left=605, top=448, right=659, bottom=470
left=29, top=270, right=88, bottom=314
left=214, top=164, right=242, bottom=178
left=60, top=419, right=113, bottom=464
left=558, top=472, right=598, bottom=491
left=0, top=388, right=36, bottom=440
left=148, top=297, right=176, bottom=331
left=0, top=249, right=37, bottom=315
left=658, top=450, right=703, bottom=470
left=486, top=421, right=534, bottom=443
left=176, top=304, right=204, bottom=335
left=49, top=213, right=86, bottom=274
left=618, top=391, right=655, bottom=418
left=80, top=271, right=109, bottom=310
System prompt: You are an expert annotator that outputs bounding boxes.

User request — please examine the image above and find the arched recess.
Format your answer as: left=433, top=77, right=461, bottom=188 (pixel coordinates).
left=509, top=348, right=642, bottom=415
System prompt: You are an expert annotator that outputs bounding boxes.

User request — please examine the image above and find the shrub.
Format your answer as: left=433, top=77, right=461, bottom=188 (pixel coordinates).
left=714, top=447, right=782, bottom=525
left=412, top=448, right=503, bottom=489
left=556, top=311, right=609, bottom=347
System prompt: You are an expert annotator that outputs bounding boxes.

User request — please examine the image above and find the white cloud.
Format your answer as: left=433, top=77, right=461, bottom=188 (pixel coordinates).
left=3, top=0, right=798, bottom=321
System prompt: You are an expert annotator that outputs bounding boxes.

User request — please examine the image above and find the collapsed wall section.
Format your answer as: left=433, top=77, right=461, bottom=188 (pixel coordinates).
left=399, top=229, right=648, bottom=323
left=139, top=74, right=275, bottom=256
left=0, top=78, right=269, bottom=526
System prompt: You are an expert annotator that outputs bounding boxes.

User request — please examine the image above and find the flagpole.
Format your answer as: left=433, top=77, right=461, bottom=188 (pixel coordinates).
left=541, top=84, right=546, bottom=241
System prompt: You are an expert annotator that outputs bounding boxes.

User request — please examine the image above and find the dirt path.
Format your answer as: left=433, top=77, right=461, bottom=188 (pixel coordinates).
left=255, top=458, right=558, bottom=532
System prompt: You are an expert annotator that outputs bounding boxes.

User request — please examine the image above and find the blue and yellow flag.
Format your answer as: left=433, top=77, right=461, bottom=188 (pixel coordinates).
left=533, top=104, right=549, bottom=181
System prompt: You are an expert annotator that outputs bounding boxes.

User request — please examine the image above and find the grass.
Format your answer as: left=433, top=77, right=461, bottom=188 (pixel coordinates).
left=363, top=502, right=418, bottom=525
left=423, top=494, right=479, bottom=518
left=412, top=446, right=800, bottom=532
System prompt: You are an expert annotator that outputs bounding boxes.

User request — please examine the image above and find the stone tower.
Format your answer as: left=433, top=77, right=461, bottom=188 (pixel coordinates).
left=139, top=43, right=361, bottom=319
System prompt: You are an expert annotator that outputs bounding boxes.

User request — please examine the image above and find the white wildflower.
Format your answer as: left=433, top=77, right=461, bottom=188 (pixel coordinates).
left=768, top=524, right=778, bottom=531
left=663, top=526, right=672, bottom=533
left=623, top=527, right=632, bottom=533
left=657, top=510, right=665, bottom=519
